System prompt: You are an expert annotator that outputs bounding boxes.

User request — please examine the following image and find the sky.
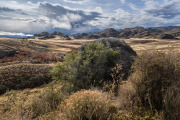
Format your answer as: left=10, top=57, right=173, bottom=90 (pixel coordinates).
left=0, top=0, right=180, bottom=35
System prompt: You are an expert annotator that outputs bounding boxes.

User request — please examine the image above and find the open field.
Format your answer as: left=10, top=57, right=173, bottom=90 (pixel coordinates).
left=0, top=37, right=179, bottom=68
left=1, top=37, right=179, bottom=55
left=124, top=38, right=180, bottom=54
left=26, top=37, right=180, bottom=54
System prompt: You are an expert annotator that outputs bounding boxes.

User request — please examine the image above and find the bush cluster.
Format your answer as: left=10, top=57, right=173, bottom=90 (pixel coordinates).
left=51, top=42, right=120, bottom=91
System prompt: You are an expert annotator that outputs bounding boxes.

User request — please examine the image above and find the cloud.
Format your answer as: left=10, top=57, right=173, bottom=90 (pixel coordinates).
left=95, top=7, right=103, bottom=13
left=0, top=7, right=15, bottom=12
left=38, top=3, right=101, bottom=30
left=128, top=3, right=139, bottom=11
left=0, top=2, right=101, bottom=33
left=0, top=31, right=32, bottom=36
left=0, top=0, right=179, bottom=34
left=63, top=0, right=87, bottom=4
left=120, top=0, right=125, bottom=4
left=144, top=0, right=180, bottom=19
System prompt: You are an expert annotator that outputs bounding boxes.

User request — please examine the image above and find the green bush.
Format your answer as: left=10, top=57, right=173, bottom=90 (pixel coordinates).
left=61, top=90, right=114, bottom=120
left=51, top=42, right=120, bottom=91
left=119, top=51, right=180, bottom=119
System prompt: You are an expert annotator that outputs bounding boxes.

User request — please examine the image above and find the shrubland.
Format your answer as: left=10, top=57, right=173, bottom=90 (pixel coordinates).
left=0, top=38, right=179, bottom=120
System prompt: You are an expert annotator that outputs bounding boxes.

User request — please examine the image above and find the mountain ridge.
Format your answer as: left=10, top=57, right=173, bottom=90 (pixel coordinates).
left=73, top=26, right=180, bottom=39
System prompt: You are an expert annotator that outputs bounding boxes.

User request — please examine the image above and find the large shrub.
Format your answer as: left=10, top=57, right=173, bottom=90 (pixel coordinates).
left=51, top=42, right=120, bottom=91
left=61, top=90, right=114, bottom=120
left=0, top=64, right=52, bottom=94
left=119, top=51, right=180, bottom=119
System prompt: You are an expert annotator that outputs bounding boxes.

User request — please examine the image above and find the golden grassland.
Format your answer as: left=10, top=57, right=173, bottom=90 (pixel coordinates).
left=1, top=37, right=180, bottom=55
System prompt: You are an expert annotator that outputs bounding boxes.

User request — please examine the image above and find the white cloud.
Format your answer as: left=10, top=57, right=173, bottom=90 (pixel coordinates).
left=0, top=31, right=32, bottom=36
left=95, top=7, right=103, bottom=13
left=63, top=0, right=88, bottom=4
left=128, top=3, right=139, bottom=11
left=120, top=0, right=126, bottom=4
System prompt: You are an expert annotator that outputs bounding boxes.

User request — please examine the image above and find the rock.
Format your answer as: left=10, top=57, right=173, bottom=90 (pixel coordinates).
left=80, top=37, right=137, bottom=80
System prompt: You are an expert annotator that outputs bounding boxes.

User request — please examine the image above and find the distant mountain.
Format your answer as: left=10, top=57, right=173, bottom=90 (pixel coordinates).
left=73, top=26, right=180, bottom=39
left=28, top=31, right=71, bottom=40
left=0, top=35, right=32, bottom=39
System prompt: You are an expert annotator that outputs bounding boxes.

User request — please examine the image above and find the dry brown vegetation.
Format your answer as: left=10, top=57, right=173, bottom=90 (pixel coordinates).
left=0, top=64, right=53, bottom=94
left=118, top=51, right=180, bottom=119
left=1, top=37, right=179, bottom=55
left=124, top=38, right=180, bottom=54
left=0, top=37, right=180, bottom=120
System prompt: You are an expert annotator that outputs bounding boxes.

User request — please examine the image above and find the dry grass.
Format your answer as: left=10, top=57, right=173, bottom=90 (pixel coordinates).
left=118, top=51, right=180, bottom=119
left=60, top=90, right=115, bottom=120
left=0, top=82, right=66, bottom=120
left=1, top=37, right=180, bottom=56
left=124, top=38, right=180, bottom=54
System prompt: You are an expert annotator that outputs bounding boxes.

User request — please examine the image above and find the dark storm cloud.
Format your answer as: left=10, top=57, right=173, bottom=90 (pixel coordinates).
left=0, top=7, right=15, bottom=12
left=145, top=1, right=180, bottom=19
left=39, top=3, right=101, bottom=29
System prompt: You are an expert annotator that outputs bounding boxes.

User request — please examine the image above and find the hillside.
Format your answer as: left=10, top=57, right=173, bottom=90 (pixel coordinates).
left=73, top=26, right=180, bottom=39
left=28, top=31, right=71, bottom=40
